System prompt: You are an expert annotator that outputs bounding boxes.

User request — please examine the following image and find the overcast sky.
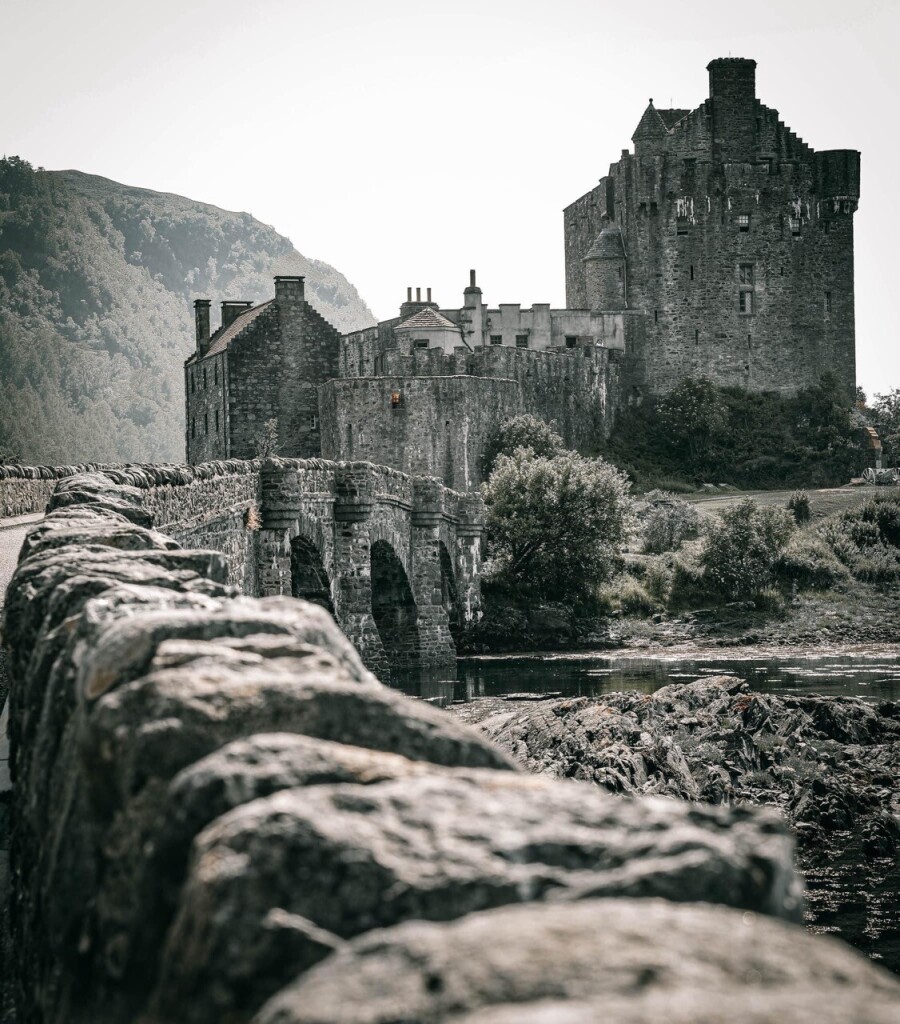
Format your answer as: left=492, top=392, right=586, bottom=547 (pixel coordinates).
left=4, top=0, right=899, bottom=397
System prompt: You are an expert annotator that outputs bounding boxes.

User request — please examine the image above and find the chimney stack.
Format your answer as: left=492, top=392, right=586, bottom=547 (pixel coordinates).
left=407, top=287, right=412, bottom=301
left=274, top=275, right=305, bottom=308
left=707, top=57, right=758, bottom=163
left=221, top=300, right=253, bottom=331
left=426, top=287, right=432, bottom=302
left=416, top=287, right=421, bottom=302
left=194, top=299, right=211, bottom=357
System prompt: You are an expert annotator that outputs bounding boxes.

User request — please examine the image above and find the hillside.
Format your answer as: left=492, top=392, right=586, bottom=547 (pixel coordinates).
left=0, top=157, right=374, bottom=463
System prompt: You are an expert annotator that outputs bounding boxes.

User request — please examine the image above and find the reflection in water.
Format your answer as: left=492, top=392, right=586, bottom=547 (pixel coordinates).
left=391, top=650, right=900, bottom=973
left=393, top=651, right=900, bottom=703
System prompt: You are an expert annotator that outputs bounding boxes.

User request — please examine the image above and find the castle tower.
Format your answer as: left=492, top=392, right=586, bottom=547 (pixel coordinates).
left=583, top=222, right=627, bottom=311
left=707, top=57, right=757, bottom=163
left=631, top=99, right=668, bottom=158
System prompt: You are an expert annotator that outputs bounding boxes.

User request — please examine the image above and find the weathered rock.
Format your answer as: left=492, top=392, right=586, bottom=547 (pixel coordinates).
left=251, top=898, right=900, bottom=1024
left=147, top=773, right=799, bottom=1023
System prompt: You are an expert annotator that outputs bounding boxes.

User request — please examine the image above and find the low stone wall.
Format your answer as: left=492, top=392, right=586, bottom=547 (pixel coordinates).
left=3, top=470, right=898, bottom=1023
left=0, top=464, right=108, bottom=518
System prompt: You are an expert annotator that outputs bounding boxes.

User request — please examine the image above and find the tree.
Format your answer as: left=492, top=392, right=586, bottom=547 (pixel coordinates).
left=872, top=388, right=900, bottom=466
left=254, top=418, right=282, bottom=457
left=481, top=414, right=565, bottom=479
left=658, top=377, right=727, bottom=462
left=482, top=449, right=633, bottom=601
left=700, top=499, right=795, bottom=599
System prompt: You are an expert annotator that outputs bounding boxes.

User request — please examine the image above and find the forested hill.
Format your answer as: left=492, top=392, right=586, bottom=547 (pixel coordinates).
left=0, top=157, right=374, bottom=463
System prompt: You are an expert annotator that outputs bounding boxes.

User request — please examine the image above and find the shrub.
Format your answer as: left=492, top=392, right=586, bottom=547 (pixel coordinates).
left=667, top=553, right=713, bottom=608
left=700, top=500, right=795, bottom=599
left=641, top=490, right=700, bottom=553
left=481, top=415, right=565, bottom=479
left=599, top=574, right=658, bottom=615
left=775, top=532, right=849, bottom=590
left=818, top=494, right=900, bottom=589
left=644, top=558, right=674, bottom=603
left=787, top=490, right=811, bottom=525
left=483, top=449, right=633, bottom=601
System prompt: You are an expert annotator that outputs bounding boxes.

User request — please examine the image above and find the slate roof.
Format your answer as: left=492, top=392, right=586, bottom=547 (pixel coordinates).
left=395, top=307, right=461, bottom=332
left=583, top=225, right=626, bottom=261
left=657, top=108, right=690, bottom=130
left=205, top=300, right=274, bottom=357
left=632, top=101, right=691, bottom=141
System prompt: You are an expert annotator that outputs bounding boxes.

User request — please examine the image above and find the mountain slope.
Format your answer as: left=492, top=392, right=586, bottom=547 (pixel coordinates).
left=0, top=157, right=374, bottom=463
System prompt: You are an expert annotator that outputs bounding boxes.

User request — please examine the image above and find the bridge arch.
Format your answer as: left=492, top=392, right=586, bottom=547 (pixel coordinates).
left=287, top=516, right=335, bottom=616
left=438, top=539, right=462, bottom=644
left=370, top=539, right=420, bottom=666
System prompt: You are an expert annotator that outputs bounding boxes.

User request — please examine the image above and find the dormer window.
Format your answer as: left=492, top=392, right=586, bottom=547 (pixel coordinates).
left=737, top=214, right=750, bottom=232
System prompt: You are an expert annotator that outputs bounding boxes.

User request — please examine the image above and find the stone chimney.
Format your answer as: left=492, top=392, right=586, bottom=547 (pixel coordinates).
left=707, top=57, right=757, bottom=163
left=462, top=268, right=484, bottom=348
left=399, top=284, right=439, bottom=322
left=194, top=299, right=211, bottom=357
left=221, top=300, right=253, bottom=330
left=275, top=275, right=305, bottom=306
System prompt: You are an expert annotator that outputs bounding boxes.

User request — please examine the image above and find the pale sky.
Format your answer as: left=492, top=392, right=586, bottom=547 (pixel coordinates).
left=4, top=0, right=899, bottom=398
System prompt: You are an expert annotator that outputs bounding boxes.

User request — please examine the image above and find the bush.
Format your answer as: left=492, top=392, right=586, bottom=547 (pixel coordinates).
left=481, top=415, right=565, bottom=479
left=482, top=449, right=633, bottom=601
left=598, top=574, right=658, bottom=615
left=775, top=532, right=849, bottom=590
left=667, top=553, right=713, bottom=608
left=700, top=499, right=795, bottom=599
left=641, top=490, right=700, bottom=553
left=787, top=490, right=811, bottom=525
left=818, top=494, right=900, bottom=589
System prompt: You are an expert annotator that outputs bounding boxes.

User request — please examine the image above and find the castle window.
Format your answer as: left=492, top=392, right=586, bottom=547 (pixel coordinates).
left=515, top=335, right=528, bottom=349
left=825, top=291, right=832, bottom=314
left=191, top=417, right=195, bottom=438
left=191, top=372, right=196, bottom=395
left=823, top=220, right=831, bottom=234
left=490, top=335, right=502, bottom=345
left=676, top=218, right=689, bottom=235
left=214, top=409, right=219, bottom=432
left=790, top=217, right=801, bottom=236
left=203, top=367, right=207, bottom=388
left=737, top=214, right=750, bottom=232
left=650, top=201, right=658, bottom=215
left=695, top=329, right=699, bottom=345
left=565, top=336, right=577, bottom=348
left=654, top=310, right=658, bottom=324
left=214, top=362, right=218, bottom=385
left=204, top=412, right=209, bottom=434
left=414, top=339, right=429, bottom=350
left=690, top=264, right=694, bottom=281
left=739, top=291, right=754, bottom=315
left=309, top=413, right=319, bottom=429
left=346, top=424, right=353, bottom=456
left=739, top=264, right=754, bottom=286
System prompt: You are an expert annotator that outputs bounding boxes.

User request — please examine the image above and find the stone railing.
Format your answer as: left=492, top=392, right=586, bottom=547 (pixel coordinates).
left=2, top=471, right=898, bottom=1022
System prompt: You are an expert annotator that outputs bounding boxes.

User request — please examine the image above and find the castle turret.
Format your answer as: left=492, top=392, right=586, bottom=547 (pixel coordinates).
left=707, top=57, right=757, bottom=163
left=631, top=100, right=668, bottom=158
left=583, top=222, right=627, bottom=310
left=194, top=299, right=211, bottom=357
left=462, top=269, right=484, bottom=348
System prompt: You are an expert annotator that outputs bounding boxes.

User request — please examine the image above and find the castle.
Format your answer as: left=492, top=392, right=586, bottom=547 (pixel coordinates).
left=186, top=57, right=860, bottom=488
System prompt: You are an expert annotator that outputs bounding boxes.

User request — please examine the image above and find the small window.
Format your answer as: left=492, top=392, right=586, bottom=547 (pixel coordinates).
left=214, top=409, right=219, bottom=432
left=309, top=413, right=319, bottom=430
left=490, top=334, right=503, bottom=345
left=191, top=417, right=196, bottom=438
left=694, top=329, right=699, bottom=345
left=739, top=264, right=754, bottom=286
left=204, top=412, right=209, bottom=434
left=823, top=220, right=831, bottom=234
left=650, top=201, right=658, bottom=214
left=190, top=373, right=196, bottom=395
left=617, top=266, right=623, bottom=279
left=789, top=217, right=801, bottom=236
left=565, top=336, right=577, bottom=348
left=737, top=214, right=750, bottom=232
left=690, top=264, right=694, bottom=281
left=739, top=291, right=754, bottom=315
left=391, top=390, right=401, bottom=408
left=414, top=339, right=429, bottom=350
left=654, top=310, right=658, bottom=324
left=676, top=218, right=689, bottom=235
left=515, top=335, right=528, bottom=349
left=825, top=291, right=832, bottom=314
left=214, top=362, right=219, bottom=385
left=203, top=367, right=207, bottom=388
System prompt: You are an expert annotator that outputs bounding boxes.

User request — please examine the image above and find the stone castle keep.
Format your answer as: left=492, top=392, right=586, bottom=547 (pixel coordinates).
left=185, top=57, right=860, bottom=487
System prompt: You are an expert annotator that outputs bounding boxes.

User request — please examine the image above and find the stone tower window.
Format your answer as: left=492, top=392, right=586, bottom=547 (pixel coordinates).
left=695, top=329, right=699, bottom=345
left=516, top=335, right=529, bottom=349
left=676, top=218, right=689, bottom=235
left=737, top=214, right=750, bottom=232
left=738, top=263, right=755, bottom=315
left=203, top=367, right=207, bottom=388
left=214, top=362, right=219, bottom=385
left=204, top=413, right=209, bottom=434
left=739, top=264, right=754, bottom=286
left=191, top=372, right=196, bottom=395
left=690, top=265, right=695, bottom=281
left=191, top=417, right=196, bottom=438
left=565, top=336, right=577, bottom=348
left=790, top=217, right=801, bottom=236
left=739, top=291, right=754, bottom=315
left=490, top=335, right=502, bottom=345
left=823, top=220, right=831, bottom=234
left=825, top=291, right=833, bottom=314
left=309, top=414, right=319, bottom=429
left=214, top=409, right=219, bottom=433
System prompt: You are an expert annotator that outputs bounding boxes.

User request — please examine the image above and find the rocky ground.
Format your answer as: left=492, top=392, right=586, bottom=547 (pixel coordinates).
left=456, top=675, right=900, bottom=971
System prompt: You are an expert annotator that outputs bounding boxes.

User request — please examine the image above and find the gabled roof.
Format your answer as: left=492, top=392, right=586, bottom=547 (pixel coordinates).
left=657, top=108, right=690, bottom=130
left=395, top=307, right=460, bottom=332
left=206, top=300, right=274, bottom=357
left=583, top=225, right=626, bottom=261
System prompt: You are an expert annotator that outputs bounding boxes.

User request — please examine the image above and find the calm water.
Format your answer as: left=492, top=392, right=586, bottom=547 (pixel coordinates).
left=392, top=649, right=900, bottom=704
left=392, top=648, right=900, bottom=972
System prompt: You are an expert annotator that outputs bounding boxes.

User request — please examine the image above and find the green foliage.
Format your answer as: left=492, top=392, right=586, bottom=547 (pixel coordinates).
left=0, top=157, right=372, bottom=462
left=481, top=415, right=565, bottom=479
left=598, top=574, right=658, bottom=615
left=640, top=490, right=700, bottom=553
left=254, top=418, right=282, bottom=457
left=700, top=499, right=795, bottom=599
left=871, top=389, right=900, bottom=465
left=775, top=532, right=849, bottom=590
left=482, top=449, right=633, bottom=601
left=818, top=494, right=900, bottom=589
left=604, top=374, right=861, bottom=490
left=787, top=490, right=811, bottom=524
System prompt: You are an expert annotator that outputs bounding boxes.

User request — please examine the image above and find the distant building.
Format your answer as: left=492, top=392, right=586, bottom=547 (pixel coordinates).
left=186, top=57, right=860, bottom=485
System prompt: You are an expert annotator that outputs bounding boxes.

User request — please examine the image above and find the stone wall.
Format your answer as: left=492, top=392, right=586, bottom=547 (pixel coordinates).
left=3, top=469, right=897, bottom=1023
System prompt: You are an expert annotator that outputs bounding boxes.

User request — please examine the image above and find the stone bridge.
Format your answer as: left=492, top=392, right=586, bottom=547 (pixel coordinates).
left=0, top=458, right=484, bottom=677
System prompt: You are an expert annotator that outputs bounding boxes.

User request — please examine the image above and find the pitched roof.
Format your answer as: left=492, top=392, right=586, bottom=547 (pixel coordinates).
left=631, top=101, right=667, bottom=141
left=657, top=108, right=690, bottom=130
left=206, top=300, right=274, bottom=357
left=395, top=307, right=461, bottom=332
left=583, top=225, right=626, bottom=261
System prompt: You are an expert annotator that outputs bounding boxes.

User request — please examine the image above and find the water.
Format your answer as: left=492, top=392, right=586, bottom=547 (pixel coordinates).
left=392, top=648, right=900, bottom=704
left=392, top=648, right=900, bottom=972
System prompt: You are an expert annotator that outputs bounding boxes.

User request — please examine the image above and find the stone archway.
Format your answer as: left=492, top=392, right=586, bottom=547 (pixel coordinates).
left=370, top=539, right=420, bottom=666
left=290, top=535, right=335, bottom=616
left=439, top=540, right=462, bottom=644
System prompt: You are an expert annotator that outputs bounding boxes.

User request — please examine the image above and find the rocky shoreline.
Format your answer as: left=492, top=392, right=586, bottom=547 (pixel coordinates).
left=457, top=676, right=900, bottom=970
